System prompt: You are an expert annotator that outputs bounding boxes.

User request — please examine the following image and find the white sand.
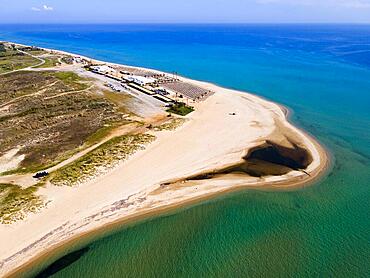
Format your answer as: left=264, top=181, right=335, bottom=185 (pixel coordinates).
left=0, top=44, right=328, bottom=277
left=0, top=148, right=25, bottom=174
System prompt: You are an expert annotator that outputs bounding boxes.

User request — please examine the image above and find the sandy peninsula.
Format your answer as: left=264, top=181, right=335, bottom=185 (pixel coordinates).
left=0, top=43, right=328, bottom=277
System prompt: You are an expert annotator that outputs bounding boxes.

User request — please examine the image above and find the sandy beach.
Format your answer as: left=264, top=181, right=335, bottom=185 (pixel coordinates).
left=0, top=44, right=329, bottom=277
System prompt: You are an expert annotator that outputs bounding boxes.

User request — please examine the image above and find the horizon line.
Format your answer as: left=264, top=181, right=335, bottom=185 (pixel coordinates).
left=1, top=22, right=370, bottom=25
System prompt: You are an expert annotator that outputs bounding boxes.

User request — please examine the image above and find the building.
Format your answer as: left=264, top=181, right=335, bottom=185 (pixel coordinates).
left=73, top=57, right=85, bottom=64
left=90, top=65, right=116, bottom=75
left=124, top=75, right=156, bottom=86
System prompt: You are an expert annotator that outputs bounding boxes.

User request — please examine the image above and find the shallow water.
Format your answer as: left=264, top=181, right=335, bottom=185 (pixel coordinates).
left=0, top=24, right=369, bottom=277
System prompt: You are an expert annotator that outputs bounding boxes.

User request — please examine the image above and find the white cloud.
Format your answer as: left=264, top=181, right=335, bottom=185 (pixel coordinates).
left=31, top=4, right=54, bottom=12
left=43, top=5, right=54, bottom=11
left=256, top=0, right=370, bottom=8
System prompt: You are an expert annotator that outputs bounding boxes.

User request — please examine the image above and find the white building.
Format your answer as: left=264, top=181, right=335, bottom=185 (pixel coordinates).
left=73, top=57, right=84, bottom=64
left=125, top=75, right=156, bottom=86
left=90, top=65, right=116, bottom=75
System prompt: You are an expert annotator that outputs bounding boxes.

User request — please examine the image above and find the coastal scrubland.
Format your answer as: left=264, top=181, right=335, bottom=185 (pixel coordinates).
left=153, top=118, right=187, bottom=131
left=22, top=48, right=48, bottom=56
left=167, top=102, right=194, bottom=116
left=0, top=43, right=40, bottom=74
left=51, top=134, right=155, bottom=186
left=34, top=56, right=60, bottom=68
left=0, top=183, right=44, bottom=224
left=0, top=48, right=157, bottom=223
left=0, top=70, right=129, bottom=175
left=21, top=45, right=65, bottom=68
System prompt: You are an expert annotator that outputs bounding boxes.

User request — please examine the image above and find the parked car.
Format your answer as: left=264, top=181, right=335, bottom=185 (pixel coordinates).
left=33, top=171, right=49, bottom=179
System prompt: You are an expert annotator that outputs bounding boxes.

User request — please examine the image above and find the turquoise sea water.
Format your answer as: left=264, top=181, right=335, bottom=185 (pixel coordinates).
left=0, top=24, right=369, bottom=277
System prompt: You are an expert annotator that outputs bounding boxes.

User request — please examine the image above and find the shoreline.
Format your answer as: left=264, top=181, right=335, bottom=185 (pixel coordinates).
left=8, top=150, right=330, bottom=278
left=8, top=157, right=330, bottom=278
left=1, top=41, right=329, bottom=277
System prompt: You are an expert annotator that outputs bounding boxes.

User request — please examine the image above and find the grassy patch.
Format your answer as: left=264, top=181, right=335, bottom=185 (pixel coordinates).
left=1, top=122, right=123, bottom=176
left=0, top=183, right=44, bottom=224
left=102, top=90, right=132, bottom=113
left=154, top=118, right=187, bottom=131
left=24, top=50, right=48, bottom=56
left=52, top=71, right=89, bottom=91
left=166, top=102, right=194, bottom=116
left=84, top=123, right=123, bottom=146
left=50, top=134, right=155, bottom=187
left=0, top=70, right=129, bottom=174
left=0, top=51, right=40, bottom=74
left=53, top=71, right=89, bottom=91
left=54, top=71, right=81, bottom=82
left=34, top=57, right=60, bottom=68
left=1, top=121, right=130, bottom=176
left=103, top=90, right=130, bottom=105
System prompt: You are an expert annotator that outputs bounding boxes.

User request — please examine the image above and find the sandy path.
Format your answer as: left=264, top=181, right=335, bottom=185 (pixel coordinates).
left=19, top=50, right=46, bottom=69
left=43, top=84, right=94, bottom=100
left=0, top=50, right=45, bottom=76
left=0, top=81, right=59, bottom=109
left=0, top=123, right=140, bottom=187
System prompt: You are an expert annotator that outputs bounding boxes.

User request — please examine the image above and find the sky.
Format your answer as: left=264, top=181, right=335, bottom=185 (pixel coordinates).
left=0, top=0, right=370, bottom=24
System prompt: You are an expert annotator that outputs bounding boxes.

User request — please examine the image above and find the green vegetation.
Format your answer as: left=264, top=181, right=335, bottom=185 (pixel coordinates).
left=54, top=71, right=81, bottom=82
left=154, top=118, right=187, bottom=131
left=53, top=71, right=89, bottom=90
left=166, top=102, right=194, bottom=116
left=0, top=49, right=142, bottom=223
left=0, top=183, right=44, bottom=224
left=84, top=123, right=123, bottom=146
left=102, top=90, right=131, bottom=113
left=0, top=48, right=40, bottom=74
left=50, top=134, right=155, bottom=187
left=34, top=56, right=60, bottom=68
left=103, top=90, right=130, bottom=105
left=24, top=49, right=48, bottom=56
left=0, top=70, right=129, bottom=174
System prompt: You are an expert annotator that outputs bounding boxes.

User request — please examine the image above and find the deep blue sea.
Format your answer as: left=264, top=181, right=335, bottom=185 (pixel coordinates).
left=0, top=24, right=369, bottom=277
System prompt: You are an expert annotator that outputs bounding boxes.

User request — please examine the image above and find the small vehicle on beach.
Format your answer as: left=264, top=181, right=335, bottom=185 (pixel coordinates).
left=33, top=171, right=49, bottom=179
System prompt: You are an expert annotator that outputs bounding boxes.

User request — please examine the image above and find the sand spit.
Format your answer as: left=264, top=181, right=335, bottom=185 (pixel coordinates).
left=0, top=43, right=328, bottom=277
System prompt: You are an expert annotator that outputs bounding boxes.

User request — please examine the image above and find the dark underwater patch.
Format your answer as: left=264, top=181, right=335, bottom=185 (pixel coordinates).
left=34, top=247, right=90, bottom=278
